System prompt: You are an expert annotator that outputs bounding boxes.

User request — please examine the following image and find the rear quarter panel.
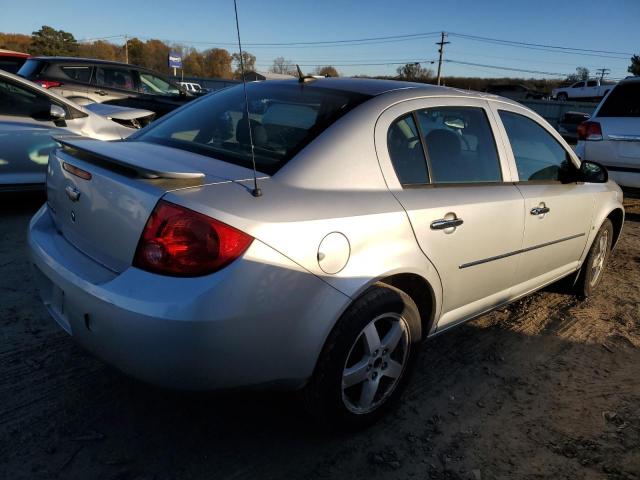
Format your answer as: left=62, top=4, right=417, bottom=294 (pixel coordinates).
left=165, top=95, right=445, bottom=333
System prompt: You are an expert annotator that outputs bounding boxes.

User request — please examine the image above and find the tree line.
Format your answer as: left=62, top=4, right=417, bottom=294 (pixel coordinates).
left=1, top=26, right=638, bottom=83
left=0, top=26, right=340, bottom=79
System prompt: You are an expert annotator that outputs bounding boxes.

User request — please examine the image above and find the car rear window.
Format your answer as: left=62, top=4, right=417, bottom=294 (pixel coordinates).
left=17, top=59, right=46, bottom=78
left=0, top=57, right=27, bottom=74
left=132, top=82, right=371, bottom=175
left=598, top=83, right=640, bottom=117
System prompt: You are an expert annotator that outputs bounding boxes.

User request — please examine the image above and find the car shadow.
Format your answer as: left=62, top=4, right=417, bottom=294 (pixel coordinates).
left=3, top=305, right=638, bottom=480
left=0, top=191, right=46, bottom=216
left=625, top=211, right=640, bottom=223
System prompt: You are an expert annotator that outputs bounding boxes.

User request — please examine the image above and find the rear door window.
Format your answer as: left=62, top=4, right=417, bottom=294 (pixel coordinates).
left=416, top=106, right=502, bottom=183
left=597, top=83, right=640, bottom=117
left=95, top=66, right=136, bottom=91
left=586, top=80, right=597, bottom=87
left=499, top=110, right=575, bottom=182
left=61, top=66, right=93, bottom=83
left=387, top=115, right=429, bottom=185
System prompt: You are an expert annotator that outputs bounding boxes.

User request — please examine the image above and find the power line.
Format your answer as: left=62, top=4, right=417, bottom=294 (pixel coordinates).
left=445, top=47, right=628, bottom=69
left=445, top=59, right=572, bottom=77
left=79, top=32, right=441, bottom=48
left=449, top=33, right=631, bottom=60
left=256, top=60, right=436, bottom=67
left=78, top=30, right=632, bottom=58
left=448, top=32, right=633, bottom=57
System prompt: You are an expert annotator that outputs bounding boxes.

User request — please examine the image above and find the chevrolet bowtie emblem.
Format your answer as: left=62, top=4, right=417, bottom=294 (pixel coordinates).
left=65, top=185, right=81, bottom=202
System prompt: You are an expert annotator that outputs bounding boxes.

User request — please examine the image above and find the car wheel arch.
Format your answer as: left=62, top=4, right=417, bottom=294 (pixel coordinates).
left=607, top=208, right=624, bottom=250
left=377, top=273, right=437, bottom=340
left=580, top=207, right=624, bottom=266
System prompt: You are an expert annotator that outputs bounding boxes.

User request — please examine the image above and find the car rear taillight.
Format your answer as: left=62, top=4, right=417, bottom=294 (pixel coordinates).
left=577, top=121, right=603, bottom=141
left=38, top=80, right=62, bottom=89
left=133, top=200, right=253, bottom=277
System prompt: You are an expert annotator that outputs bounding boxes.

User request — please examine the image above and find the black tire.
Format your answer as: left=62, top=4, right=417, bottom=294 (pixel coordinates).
left=575, top=219, right=613, bottom=298
left=557, top=92, right=568, bottom=102
left=303, top=284, right=421, bottom=430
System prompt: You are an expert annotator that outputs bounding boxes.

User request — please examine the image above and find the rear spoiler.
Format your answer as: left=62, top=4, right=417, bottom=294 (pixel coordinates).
left=53, top=136, right=205, bottom=180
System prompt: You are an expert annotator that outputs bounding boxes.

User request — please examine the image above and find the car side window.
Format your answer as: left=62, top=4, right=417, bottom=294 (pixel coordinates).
left=0, top=78, right=55, bottom=118
left=586, top=80, right=597, bottom=87
left=499, top=110, right=575, bottom=182
left=95, top=67, right=136, bottom=91
left=387, top=114, right=429, bottom=185
left=61, top=66, right=93, bottom=83
left=416, top=106, right=502, bottom=183
left=573, top=82, right=585, bottom=88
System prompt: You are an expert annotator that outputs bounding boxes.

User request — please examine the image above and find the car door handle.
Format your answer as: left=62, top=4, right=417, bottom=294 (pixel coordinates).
left=430, top=218, right=464, bottom=230
left=94, top=90, right=107, bottom=96
left=530, top=206, right=550, bottom=215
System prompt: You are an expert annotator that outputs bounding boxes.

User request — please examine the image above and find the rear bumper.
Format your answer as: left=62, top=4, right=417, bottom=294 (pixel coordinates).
left=28, top=205, right=349, bottom=390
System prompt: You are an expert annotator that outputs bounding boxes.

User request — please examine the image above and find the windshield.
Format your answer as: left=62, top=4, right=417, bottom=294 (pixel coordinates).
left=139, top=72, right=181, bottom=95
left=132, top=82, right=371, bottom=174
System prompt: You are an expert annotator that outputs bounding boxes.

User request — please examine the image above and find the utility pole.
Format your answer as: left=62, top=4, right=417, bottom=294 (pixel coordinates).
left=124, top=35, right=129, bottom=64
left=436, top=31, right=450, bottom=86
left=596, top=68, right=610, bottom=81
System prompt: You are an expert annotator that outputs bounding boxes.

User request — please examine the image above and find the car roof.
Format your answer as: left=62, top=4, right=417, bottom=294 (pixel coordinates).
left=29, top=56, right=146, bottom=69
left=255, top=77, right=504, bottom=100
left=0, top=49, right=30, bottom=58
left=619, top=76, right=640, bottom=84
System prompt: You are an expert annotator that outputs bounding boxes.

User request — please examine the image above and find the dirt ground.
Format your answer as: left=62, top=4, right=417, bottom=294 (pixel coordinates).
left=1, top=192, right=639, bottom=480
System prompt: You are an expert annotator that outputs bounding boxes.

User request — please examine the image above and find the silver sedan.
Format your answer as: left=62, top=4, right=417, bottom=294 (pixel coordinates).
left=0, top=70, right=153, bottom=190
left=29, top=78, right=624, bottom=428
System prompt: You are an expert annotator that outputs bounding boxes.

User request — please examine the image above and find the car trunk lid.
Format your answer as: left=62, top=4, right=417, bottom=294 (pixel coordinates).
left=46, top=138, right=259, bottom=273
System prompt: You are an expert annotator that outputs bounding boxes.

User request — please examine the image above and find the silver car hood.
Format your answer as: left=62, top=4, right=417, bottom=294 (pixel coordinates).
left=83, top=103, right=155, bottom=121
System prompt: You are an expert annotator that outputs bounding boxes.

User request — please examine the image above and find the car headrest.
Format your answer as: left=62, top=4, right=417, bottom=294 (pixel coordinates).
left=236, top=117, right=268, bottom=147
left=388, top=123, right=408, bottom=148
left=425, top=129, right=461, bottom=161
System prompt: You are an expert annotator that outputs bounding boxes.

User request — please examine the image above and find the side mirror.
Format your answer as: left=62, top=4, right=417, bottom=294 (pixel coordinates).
left=580, top=160, right=608, bottom=183
left=50, top=104, right=66, bottom=120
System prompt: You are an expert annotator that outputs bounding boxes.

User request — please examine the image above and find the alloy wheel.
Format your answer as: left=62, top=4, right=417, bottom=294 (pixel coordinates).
left=590, top=230, right=609, bottom=286
left=341, top=313, right=410, bottom=414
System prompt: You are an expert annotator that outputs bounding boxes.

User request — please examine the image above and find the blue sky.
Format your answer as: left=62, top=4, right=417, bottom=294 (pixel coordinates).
left=1, top=0, right=638, bottom=79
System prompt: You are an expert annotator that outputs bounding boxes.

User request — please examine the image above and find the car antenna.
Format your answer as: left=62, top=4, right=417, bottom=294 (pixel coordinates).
left=296, top=64, right=317, bottom=83
left=233, top=0, right=262, bottom=197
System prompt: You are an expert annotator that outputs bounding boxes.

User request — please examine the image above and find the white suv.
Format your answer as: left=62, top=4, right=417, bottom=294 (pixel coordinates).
left=575, top=77, right=640, bottom=188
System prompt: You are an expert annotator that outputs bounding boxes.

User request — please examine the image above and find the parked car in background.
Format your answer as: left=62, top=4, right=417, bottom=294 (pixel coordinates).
left=575, top=76, right=640, bottom=188
left=557, top=111, right=591, bottom=143
left=0, top=49, right=30, bottom=74
left=552, top=79, right=615, bottom=102
left=18, top=57, right=194, bottom=118
left=29, top=78, right=623, bottom=428
left=486, top=84, right=546, bottom=101
left=0, top=70, right=154, bottom=190
left=178, top=81, right=207, bottom=95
